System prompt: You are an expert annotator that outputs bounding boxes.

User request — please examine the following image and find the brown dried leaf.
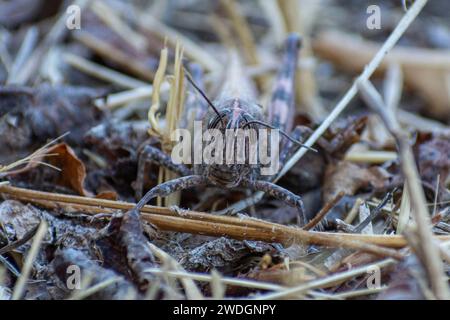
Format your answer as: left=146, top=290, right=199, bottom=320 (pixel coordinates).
left=45, top=143, right=90, bottom=196
left=414, top=132, right=450, bottom=202
left=323, top=161, right=390, bottom=203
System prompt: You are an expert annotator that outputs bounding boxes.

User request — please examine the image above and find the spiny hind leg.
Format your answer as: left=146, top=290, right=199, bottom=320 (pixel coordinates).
left=267, top=33, right=301, bottom=132
left=241, top=178, right=306, bottom=226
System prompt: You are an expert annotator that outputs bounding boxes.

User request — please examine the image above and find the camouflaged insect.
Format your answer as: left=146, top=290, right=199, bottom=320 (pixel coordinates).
left=134, top=33, right=309, bottom=226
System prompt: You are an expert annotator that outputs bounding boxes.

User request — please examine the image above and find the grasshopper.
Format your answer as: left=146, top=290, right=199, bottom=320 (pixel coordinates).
left=133, top=33, right=314, bottom=226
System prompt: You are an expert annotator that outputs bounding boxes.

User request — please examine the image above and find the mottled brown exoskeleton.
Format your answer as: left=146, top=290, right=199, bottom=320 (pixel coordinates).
left=134, top=33, right=313, bottom=225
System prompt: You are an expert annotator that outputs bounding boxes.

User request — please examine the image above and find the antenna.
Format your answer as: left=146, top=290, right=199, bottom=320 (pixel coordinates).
left=243, top=120, right=318, bottom=152
left=184, top=68, right=225, bottom=127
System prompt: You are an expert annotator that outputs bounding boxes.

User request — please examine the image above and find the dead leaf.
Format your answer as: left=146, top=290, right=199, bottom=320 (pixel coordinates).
left=323, top=161, right=391, bottom=203
left=414, top=132, right=450, bottom=202
left=45, top=143, right=91, bottom=196
left=0, top=200, right=41, bottom=240
left=95, top=190, right=118, bottom=201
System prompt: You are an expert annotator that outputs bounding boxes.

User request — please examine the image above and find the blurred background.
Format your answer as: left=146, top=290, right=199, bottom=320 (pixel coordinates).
left=0, top=0, right=449, bottom=123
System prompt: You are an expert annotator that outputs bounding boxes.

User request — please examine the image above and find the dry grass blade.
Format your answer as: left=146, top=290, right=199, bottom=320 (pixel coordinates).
left=147, top=46, right=168, bottom=138
left=147, top=243, right=203, bottom=300
left=0, top=133, right=67, bottom=178
left=90, top=0, right=147, bottom=52
left=137, top=13, right=221, bottom=72
left=256, top=259, right=395, bottom=300
left=144, top=268, right=284, bottom=292
left=220, top=0, right=263, bottom=90
left=95, top=85, right=171, bottom=110
left=11, top=220, right=48, bottom=300
left=7, top=27, right=38, bottom=84
left=357, top=78, right=449, bottom=299
left=160, top=42, right=185, bottom=207
left=69, top=277, right=124, bottom=300
left=63, top=53, right=148, bottom=89
left=74, top=32, right=154, bottom=82
left=14, top=0, right=90, bottom=84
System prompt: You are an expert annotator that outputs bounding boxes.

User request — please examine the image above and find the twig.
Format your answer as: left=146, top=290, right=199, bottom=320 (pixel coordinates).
left=354, top=189, right=395, bottom=233
left=357, top=78, right=449, bottom=299
left=74, top=32, right=154, bottom=82
left=7, top=27, right=38, bottom=84
left=344, top=150, right=397, bottom=163
left=95, top=85, right=170, bottom=110
left=0, top=225, right=39, bottom=256
left=345, top=198, right=364, bottom=224
left=63, top=53, right=148, bottom=89
left=3, top=185, right=449, bottom=260
left=303, top=191, right=345, bottom=230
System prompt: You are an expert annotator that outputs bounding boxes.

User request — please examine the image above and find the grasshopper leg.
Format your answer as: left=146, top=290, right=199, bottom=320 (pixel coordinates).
left=241, top=178, right=306, bottom=226
left=135, top=175, right=208, bottom=210
left=267, top=33, right=301, bottom=134
left=119, top=175, right=208, bottom=286
left=135, top=145, right=193, bottom=199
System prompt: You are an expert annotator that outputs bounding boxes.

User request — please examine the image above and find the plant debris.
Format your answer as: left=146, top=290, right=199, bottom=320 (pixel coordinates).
left=0, top=0, right=449, bottom=300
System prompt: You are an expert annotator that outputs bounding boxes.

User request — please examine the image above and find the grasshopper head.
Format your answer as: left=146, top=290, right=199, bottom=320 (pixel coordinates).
left=202, top=98, right=263, bottom=187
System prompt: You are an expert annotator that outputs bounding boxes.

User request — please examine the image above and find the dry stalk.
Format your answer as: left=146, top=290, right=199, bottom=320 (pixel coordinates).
left=147, top=243, right=203, bottom=300
left=303, top=191, right=345, bottom=230
left=74, top=32, right=154, bottom=81
left=259, top=0, right=286, bottom=47
left=220, top=0, right=259, bottom=67
left=13, top=0, right=90, bottom=84
left=398, top=181, right=411, bottom=234
left=11, top=221, right=48, bottom=300
left=147, top=47, right=168, bottom=138
left=7, top=27, right=38, bottom=84
left=357, top=78, right=449, bottom=299
left=137, top=13, right=221, bottom=72
left=256, top=258, right=396, bottom=299
left=144, top=268, right=284, bottom=292
left=95, top=85, right=169, bottom=110
left=90, top=0, right=147, bottom=52
left=69, top=276, right=124, bottom=300
left=4, top=185, right=450, bottom=260
left=344, top=150, right=397, bottom=163
left=147, top=43, right=185, bottom=206
left=0, top=133, right=67, bottom=178
left=160, top=43, right=185, bottom=207
left=63, top=53, right=148, bottom=89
